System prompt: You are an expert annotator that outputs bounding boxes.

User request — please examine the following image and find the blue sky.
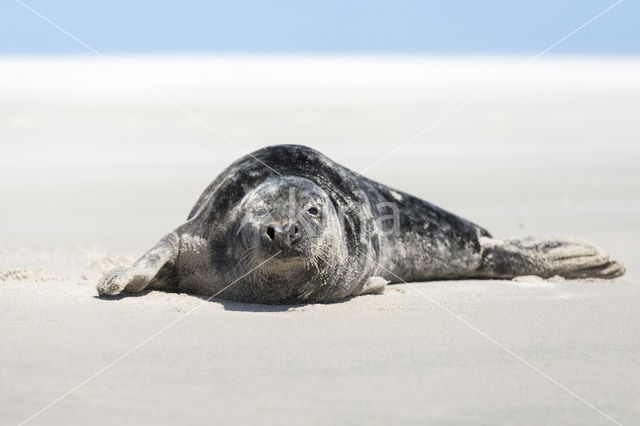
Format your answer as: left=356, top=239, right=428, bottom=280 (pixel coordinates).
left=1, top=0, right=637, bottom=54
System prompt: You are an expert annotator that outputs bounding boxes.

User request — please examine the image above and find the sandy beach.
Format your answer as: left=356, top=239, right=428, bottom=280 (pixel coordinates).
left=1, top=56, right=639, bottom=425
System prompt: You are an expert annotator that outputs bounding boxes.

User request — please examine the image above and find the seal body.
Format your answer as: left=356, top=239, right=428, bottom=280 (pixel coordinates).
left=98, top=145, right=625, bottom=304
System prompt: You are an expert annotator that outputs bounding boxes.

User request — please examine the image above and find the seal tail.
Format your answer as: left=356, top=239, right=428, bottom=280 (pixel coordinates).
left=477, top=236, right=626, bottom=280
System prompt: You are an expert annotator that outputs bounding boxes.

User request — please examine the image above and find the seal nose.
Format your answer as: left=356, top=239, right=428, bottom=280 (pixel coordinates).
left=265, top=223, right=301, bottom=248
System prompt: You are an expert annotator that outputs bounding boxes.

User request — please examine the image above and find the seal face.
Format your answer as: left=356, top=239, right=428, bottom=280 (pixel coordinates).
left=222, top=176, right=348, bottom=303
left=97, top=144, right=625, bottom=304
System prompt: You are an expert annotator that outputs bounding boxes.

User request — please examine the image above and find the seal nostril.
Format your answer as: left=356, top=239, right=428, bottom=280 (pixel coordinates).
left=288, top=224, right=299, bottom=240
left=266, top=226, right=275, bottom=240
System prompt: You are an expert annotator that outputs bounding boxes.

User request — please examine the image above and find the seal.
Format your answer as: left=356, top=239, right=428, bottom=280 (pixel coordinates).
left=97, top=144, right=625, bottom=304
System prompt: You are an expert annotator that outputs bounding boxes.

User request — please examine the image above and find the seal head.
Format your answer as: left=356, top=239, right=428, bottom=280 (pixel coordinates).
left=225, top=176, right=347, bottom=303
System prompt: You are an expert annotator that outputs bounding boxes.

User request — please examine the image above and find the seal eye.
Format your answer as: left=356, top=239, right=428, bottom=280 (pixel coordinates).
left=307, top=207, right=319, bottom=216
left=255, top=207, right=268, bottom=217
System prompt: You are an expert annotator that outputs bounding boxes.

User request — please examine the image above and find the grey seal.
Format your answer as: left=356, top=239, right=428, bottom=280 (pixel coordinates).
left=97, top=144, right=625, bottom=304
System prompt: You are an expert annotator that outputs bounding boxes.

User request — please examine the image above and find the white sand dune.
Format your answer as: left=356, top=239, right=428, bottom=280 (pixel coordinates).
left=1, top=56, right=639, bottom=425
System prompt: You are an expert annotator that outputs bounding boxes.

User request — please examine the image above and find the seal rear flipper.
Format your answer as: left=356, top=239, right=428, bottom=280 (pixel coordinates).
left=96, top=232, right=180, bottom=296
left=478, top=236, right=626, bottom=280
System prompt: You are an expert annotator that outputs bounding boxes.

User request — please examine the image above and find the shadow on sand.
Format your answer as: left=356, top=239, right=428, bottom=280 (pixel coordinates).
left=94, top=289, right=355, bottom=312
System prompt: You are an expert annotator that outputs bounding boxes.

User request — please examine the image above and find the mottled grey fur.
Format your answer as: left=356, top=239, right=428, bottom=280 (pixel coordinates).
left=97, top=145, right=625, bottom=304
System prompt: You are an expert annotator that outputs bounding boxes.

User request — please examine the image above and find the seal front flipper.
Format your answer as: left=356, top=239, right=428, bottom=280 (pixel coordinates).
left=478, top=236, right=626, bottom=280
left=357, top=277, right=390, bottom=296
left=97, top=232, right=179, bottom=296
